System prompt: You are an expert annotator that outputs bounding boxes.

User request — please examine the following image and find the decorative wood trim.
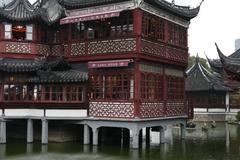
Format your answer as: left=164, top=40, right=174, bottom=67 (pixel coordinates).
left=140, top=2, right=190, bottom=27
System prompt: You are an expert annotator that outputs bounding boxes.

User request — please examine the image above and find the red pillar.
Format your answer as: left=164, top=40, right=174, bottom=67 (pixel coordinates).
left=163, top=65, right=167, bottom=116
left=134, top=59, right=141, bottom=118
left=133, top=9, right=142, bottom=53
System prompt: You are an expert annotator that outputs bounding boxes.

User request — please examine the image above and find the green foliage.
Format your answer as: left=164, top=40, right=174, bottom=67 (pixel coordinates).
left=188, top=55, right=211, bottom=71
left=236, top=111, right=240, bottom=122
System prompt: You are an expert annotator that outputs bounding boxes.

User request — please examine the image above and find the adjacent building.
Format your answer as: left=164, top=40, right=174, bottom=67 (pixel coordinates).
left=187, top=43, right=240, bottom=121
left=186, top=55, right=231, bottom=121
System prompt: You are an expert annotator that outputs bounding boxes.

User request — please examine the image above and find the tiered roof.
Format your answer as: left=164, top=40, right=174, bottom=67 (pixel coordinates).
left=186, top=55, right=231, bottom=92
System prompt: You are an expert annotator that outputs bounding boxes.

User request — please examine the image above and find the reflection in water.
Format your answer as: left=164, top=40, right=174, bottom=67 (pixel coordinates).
left=0, top=144, right=6, bottom=159
left=225, top=123, right=230, bottom=153
left=41, top=145, right=48, bottom=153
left=26, top=144, right=33, bottom=154
left=1, top=122, right=240, bottom=160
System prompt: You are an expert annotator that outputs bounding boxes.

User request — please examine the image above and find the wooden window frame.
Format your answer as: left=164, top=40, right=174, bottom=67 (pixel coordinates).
left=140, top=72, right=163, bottom=102
left=90, top=72, right=134, bottom=101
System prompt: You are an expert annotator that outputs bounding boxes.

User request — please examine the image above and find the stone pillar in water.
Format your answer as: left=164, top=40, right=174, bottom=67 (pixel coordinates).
left=180, top=123, right=186, bottom=139
left=160, top=127, right=166, bottom=144
left=41, top=119, right=48, bottom=144
left=132, top=129, right=139, bottom=149
left=0, top=120, right=6, bottom=144
left=27, top=119, right=33, bottom=143
left=92, top=127, right=99, bottom=146
left=84, top=124, right=90, bottom=145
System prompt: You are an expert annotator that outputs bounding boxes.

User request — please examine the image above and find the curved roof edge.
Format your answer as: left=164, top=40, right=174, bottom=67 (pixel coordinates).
left=215, top=43, right=240, bottom=76
left=205, top=55, right=223, bottom=75
left=144, top=0, right=202, bottom=20
left=0, top=0, right=40, bottom=22
left=0, top=0, right=65, bottom=25
left=62, top=0, right=128, bottom=9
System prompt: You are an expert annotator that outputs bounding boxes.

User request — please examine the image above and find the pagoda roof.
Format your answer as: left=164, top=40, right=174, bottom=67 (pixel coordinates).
left=0, top=0, right=65, bottom=25
left=216, top=43, right=240, bottom=76
left=0, top=57, right=45, bottom=72
left=0, top=57, right=88, bottom=83
left=29, top=69, right=88, bottom=83
left=144, top=0, right=201, bottom=20
left=186, top=55, right=231, bottom=92
left=0, top=0, right=39, bottom=22
left=0, top=57, right=71, bottom=73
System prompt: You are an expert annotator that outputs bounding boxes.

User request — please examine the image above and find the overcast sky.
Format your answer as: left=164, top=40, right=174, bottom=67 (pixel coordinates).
left=27, top=0, right=240, bottom=59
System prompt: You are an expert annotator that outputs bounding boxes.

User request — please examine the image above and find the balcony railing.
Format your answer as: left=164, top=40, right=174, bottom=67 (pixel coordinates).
left=0, top=37, right=188, bottom=64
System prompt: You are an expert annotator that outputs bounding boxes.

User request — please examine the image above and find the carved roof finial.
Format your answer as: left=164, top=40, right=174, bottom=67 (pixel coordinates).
left=196, top=53, right=200, bottom=63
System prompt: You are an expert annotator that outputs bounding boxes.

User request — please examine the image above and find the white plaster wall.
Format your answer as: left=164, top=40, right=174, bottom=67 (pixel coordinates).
left=5, top=109, right=44, bottom=117
left=208, top=108, right=226, bottom=113
left=229, top=109, right=240, bottom=113
left=194, top=108, right=207, bottom=112
left=45, top=109, right=87, bottom=118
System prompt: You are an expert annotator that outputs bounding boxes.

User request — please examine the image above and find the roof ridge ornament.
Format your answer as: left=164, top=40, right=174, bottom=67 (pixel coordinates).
left=195, top=53, right=199, bottom=63
left=134, top=0, right=143, bottom=7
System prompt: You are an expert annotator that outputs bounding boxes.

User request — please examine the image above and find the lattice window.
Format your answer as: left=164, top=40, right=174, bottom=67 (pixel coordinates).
left=90, top=73, right=134, bottom=100
left=167, top=22, right=187, bottom=47
left=167, top=76, right=184, bottom=100
left=71, top=22, right=85, bottom=41
left=140, top=73, right=163, bottom=102
left=2, top=84, right=85, bottom=103
left=142, top=13, right=165, bottom=41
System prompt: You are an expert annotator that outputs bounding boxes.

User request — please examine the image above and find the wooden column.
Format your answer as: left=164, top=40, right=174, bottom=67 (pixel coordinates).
left=133, top=9, right=142, bottom=54
left=67, top=24, right=72, bottom=56
left=134, top=59, right=141, bottom=118
left=163, top=65, right=167, bottom=116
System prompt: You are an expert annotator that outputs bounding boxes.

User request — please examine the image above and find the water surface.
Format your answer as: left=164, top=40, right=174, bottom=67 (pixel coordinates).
left=1, top=123, right=240, bottom=160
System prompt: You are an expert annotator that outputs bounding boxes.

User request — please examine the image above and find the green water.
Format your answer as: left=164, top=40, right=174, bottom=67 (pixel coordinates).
left=1, top=123, right=240, bottom=160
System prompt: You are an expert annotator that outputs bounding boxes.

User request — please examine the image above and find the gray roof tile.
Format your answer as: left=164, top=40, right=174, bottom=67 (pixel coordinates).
left=186, top=56, right=231, bottom=92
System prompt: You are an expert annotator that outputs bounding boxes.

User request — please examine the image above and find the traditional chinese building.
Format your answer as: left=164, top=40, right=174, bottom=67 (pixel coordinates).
left=207, top=44, right=240, bottom=114
left=0, top=0, right=200, bottom=149
left=186, top=55, right=231, bottom=121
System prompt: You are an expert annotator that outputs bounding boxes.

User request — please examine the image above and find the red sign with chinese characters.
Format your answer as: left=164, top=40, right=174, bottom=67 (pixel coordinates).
left=60, top=11, right=121, bottom=25
left=88, top=60, right=131, bottom=69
